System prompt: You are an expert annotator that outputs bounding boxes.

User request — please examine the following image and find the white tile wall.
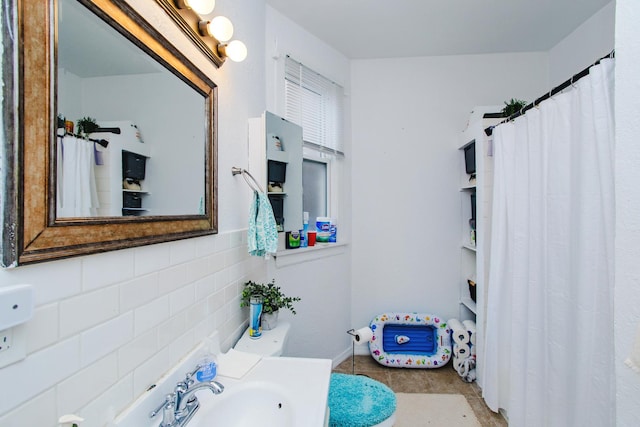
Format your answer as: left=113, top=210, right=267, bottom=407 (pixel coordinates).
left=25, top=303, right=59, bottom=353
left=59, top=286, right=120, bottom=338
left=0, top=388, right=57, bottom=427
left=80, top=313, right=134, bottom=366
left=117, top=330, right=157, bottom=375
left=157, top=264, right=189, bottom=294
left=134, top=244, right=171, bottom=277
left=134, top=296, right=170, bottom=336
left=82, top=249, right=135, bottom=291
left=0, top=337, right=80, bottom=415
left=0, top=257, right=83, bottom=306
left=169, top=239, right=197, bottom=266
left=119, top=273, right=159, bottom=312
left=0, top=230, right=265, bottom=427
left=168, top=284, right=195, bottom=316
left=57, top=353, right=119, bottom=415
left=81, top=376, right=133, bottom=427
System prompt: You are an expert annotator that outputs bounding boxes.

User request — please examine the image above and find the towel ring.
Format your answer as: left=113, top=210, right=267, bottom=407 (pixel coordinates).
left=231, top=167, right=265, bottom=193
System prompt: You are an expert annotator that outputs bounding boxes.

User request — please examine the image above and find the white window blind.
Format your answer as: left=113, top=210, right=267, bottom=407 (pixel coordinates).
left=284, top=56, right=344, bottom=155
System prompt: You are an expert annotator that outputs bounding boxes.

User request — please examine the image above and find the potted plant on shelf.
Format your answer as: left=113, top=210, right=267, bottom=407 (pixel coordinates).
left=76, top=116, right=99, bottom=137
left=241, top=279, right=301, bottom=330
left=501, top=98, right=528, bottom=117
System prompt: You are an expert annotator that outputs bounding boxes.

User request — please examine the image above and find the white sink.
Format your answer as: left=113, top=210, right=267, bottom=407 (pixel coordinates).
left=188, top=381, right=294, bottom=427
left=186, top=357, right=331, bottom=427
left=112, top=331, right=332, bottom=427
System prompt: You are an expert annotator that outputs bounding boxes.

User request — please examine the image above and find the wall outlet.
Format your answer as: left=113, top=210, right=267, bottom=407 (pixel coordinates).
left=0, top=328, right=12, bottom=353
left=0, top=325, right=27, bottom=367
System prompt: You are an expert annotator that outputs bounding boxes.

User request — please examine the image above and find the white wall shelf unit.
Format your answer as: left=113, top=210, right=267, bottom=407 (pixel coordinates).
left=458, top=108, right=503, bottom=383
left=249, top=111, right=303, bottom=238
left=90, top=121, right=152, bottom=217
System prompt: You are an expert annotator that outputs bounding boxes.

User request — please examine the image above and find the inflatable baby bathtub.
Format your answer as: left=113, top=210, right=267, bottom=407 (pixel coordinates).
left=369, top=312, right=452, bottom=368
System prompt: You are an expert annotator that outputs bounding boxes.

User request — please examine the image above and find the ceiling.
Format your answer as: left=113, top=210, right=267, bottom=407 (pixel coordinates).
left=58, top=0, right=161, bottom=78
left=265, top=0, right=612, bottom=59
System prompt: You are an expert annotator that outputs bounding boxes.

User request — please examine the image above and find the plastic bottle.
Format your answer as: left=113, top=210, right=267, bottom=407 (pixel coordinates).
left=249, top=295, right=263, bottom=339
left=301, top=212, right=309, bottom=247
left=316, top=217, right=331, bottom=243
left=196, top=353, right=218, bottom=382
left=195, top=338, right=218, bottom=382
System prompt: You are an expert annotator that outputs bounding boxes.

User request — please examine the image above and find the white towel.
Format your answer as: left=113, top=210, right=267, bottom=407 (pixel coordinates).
left=57, top=135, right=100, bottom=217
left=217, top=348, right=262, bottom=379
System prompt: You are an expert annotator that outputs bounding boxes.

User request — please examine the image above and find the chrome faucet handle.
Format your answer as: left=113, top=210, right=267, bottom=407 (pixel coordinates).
left=149, top=393, right=174, bottom=418
left=160, top=401, right=176, bottom=427
left=185, top=363, right=202, bottom=379
left=183, top=372, right=196, bottom=388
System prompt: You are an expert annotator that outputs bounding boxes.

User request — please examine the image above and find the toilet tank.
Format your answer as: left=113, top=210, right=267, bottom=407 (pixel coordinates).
left=234, top=321, right=291, bottom=357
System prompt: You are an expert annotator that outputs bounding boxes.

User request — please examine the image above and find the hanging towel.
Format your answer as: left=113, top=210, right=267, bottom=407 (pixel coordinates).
left=247, top=191, right=278, bottom=257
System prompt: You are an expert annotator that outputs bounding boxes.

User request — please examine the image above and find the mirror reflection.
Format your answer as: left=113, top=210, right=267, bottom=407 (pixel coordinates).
left=56, top=0, right=206, bottom=217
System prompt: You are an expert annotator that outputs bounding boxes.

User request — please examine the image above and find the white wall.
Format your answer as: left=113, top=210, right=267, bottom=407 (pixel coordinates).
left=615, top=0, right=640, bottom=424
left=548, top=2, right=615, bottom=87
left=350, top=52, right=548, bottom=342
left=264, top=6, right=353, bottom=362
left=0, top=0, right=268, bottom=426
left=82, top=72, right=205, bottom=215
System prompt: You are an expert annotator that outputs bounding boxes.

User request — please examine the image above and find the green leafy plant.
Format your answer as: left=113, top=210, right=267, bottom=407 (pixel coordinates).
left=76, top=116, right=99, bottom=136
left=501, top=98, right=528, bottom=117
left=240, top=279, right=301, bottom=314
left=57, top=114, right=66, bottom=129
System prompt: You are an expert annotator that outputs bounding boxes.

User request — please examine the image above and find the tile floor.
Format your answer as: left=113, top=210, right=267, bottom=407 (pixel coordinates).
left=333, top=356, right=507, bottom=427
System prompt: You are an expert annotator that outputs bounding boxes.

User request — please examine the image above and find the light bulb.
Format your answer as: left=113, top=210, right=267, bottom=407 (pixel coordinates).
left=184, top=0, right=215, bottom=15
left=207, top=16, right=234, bottom=42
left=221, top=40, right=247, bottom=62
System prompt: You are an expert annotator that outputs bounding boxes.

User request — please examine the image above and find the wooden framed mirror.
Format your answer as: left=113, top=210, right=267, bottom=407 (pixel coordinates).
left=1, top=0, right=218, bottom=267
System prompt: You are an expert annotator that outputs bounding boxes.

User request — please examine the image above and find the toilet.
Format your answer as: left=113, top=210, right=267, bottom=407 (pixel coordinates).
left=233, top=321, right=291, bottom=356
left=233, top=322, right=396, bottom=427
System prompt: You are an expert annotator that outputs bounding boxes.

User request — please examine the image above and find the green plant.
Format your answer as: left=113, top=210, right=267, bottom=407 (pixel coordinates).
left=76, top=116, right=99, bottom=136
left=501, top=98, right=528, bottom=117
left=240, top=279, right=301, bottom=314
left=57, top=114, right=66, bottom=129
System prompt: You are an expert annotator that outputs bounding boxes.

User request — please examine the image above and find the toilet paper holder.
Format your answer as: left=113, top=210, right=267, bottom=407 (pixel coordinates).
left=346, top=327, right=373, bottom=375
left=346, top=329, right=358, bottom=375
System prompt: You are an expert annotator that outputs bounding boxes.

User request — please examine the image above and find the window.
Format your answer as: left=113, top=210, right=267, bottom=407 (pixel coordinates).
left=302, top=158, right=327, bottom=230
left=284, top=56, right=343, bottom=230
left=284, top=56, right=344, bottom=154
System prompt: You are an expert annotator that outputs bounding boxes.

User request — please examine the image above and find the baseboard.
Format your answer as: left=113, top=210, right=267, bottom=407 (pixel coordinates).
left=332, top=347, right=352, bottom=368
left=332, top=344, right=371, bottom=368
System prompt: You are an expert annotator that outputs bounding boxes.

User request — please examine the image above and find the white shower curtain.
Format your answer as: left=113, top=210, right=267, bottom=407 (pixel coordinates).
left=481, top=58, right=615, bottom=426
left=57, top=135, right=100, bottom=217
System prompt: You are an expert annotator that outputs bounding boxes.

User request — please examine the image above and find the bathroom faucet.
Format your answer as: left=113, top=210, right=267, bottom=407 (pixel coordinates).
left=175, top=381, right=224, bottom=418
left=149, top=369, right=224, bottom=427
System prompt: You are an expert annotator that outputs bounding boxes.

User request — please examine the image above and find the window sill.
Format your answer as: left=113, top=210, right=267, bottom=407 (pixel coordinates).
left=274, top=242, right=347, bottom=268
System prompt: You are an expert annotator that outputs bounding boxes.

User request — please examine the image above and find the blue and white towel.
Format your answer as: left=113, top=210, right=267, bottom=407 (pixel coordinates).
left=248, top=191, right=278, bottom=257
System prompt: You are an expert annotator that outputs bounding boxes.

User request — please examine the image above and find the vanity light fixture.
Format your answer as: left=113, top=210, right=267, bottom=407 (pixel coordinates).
left=198, top=16, right=233, bottom=42
left=175, top=0, right=215, bottom=15
left=158, top=0, right=247, bottom=67
left=198, top=16, right=247, bottom=63
left=218, top=40, right=248, bottom=62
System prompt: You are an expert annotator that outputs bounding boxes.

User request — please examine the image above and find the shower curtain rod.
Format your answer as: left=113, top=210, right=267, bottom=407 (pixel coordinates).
left=485, top=49, right=615, bottom=136
left=58, top=132, right=110, bottom=148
